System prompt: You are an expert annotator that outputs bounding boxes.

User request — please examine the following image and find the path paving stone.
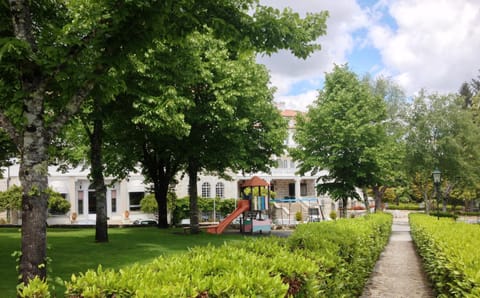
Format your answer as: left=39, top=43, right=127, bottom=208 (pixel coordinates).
left=360, top=212, right=435, bottom=298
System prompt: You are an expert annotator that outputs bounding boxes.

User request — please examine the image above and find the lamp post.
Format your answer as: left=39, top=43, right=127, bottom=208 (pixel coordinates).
left=432, top=169, right=441, bottom=220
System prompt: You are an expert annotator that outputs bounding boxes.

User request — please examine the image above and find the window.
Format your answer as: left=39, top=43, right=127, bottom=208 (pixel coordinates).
left=88, top=190, right=96, bottom=214
left=77, top=191, right=84, bottom=215
left=111, top=189, right=117, bottom=213
left=215, top=182, right=224, bottom=198
left=278, top=159, right=288, bottom=168
left=300, top=183, right=307, bottom=196
left=201, top=182, right=211, bottom=198
left=129, top=192, right=144, bottom=211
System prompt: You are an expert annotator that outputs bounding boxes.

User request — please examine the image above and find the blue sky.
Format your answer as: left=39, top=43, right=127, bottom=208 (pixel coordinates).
left=258, top=0, right=480, bottom=111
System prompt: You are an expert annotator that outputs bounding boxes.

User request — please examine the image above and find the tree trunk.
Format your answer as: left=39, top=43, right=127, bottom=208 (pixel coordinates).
left=341, top=197, right=348, bottom=218
left=187, top=160, right=200, bottom=234
left=423, top=188, right=430, bottom=214
left=18, top=107, right=49, bottom=284
left=373, top=185, right=387, bottom=213
left=154, top=180, right=169, bottom=228
left=361, top=188, right=370, bottom=214
left=90, top=116, right=108, bottom=242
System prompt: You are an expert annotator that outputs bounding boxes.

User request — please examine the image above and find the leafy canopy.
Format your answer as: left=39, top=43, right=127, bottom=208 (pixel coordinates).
left=291, top=64, right=387, bottom=201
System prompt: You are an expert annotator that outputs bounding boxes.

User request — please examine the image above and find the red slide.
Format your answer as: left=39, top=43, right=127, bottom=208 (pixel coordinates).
left=207, top=200, right=250, bottom=234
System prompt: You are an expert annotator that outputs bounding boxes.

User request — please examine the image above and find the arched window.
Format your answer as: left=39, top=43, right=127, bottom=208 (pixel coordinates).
left=215, top=182, right=225, bottom=198
left=201, top=182, right=211, bottom=198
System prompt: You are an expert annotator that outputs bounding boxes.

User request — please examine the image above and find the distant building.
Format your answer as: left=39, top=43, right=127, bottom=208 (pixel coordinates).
left=0, top=110, right=336, bottom=225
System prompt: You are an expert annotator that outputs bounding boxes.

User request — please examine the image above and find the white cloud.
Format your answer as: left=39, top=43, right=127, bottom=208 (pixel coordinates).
left=258, top=0, right=369, bottom=109
left=275, top=90, right=319, bottom=112
left=369, top=0, right=480, bottom=95
left=258, top=0, right=480, bottom=111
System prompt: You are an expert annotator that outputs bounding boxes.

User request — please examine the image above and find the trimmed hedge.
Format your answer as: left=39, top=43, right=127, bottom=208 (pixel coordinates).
left=410, top=213, right=480, bottom=297
left=20, top=214, right=391, bottom=297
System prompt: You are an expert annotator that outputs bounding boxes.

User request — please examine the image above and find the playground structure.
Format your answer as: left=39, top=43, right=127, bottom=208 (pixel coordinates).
left=207, top=176, right=272, bottom=234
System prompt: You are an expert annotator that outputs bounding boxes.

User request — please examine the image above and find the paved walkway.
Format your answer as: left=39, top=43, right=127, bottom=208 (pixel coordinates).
left=361, top=212, right=435, bottom=298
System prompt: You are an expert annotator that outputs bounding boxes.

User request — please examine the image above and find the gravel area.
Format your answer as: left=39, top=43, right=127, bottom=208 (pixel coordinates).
left=360, top=212, right=435, bottom=298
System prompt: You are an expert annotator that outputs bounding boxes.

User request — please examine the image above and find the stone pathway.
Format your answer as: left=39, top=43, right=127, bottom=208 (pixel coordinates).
left=360, top=212, right=435, bottom=298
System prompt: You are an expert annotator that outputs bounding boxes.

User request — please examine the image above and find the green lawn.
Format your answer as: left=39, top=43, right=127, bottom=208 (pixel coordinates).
left=0, top=227, right=246, bottom=297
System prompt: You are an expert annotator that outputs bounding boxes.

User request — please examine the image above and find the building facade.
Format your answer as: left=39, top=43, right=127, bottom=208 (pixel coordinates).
left=0, top=110, right=336, bottom=225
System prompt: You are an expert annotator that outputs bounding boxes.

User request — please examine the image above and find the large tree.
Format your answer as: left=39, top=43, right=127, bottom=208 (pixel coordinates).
left=364, top=76, right=408, bottom=211
left=1, top=0, right=328, bottom=285
left=291, top=65, right=387, bottom=217
left=404, top=91, right=480, bottom=212
left=106, top=31, right=289, bottom=232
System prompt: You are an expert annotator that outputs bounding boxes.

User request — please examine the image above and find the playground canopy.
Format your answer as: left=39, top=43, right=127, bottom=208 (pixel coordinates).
left=241, top=176, right=269, bottom=187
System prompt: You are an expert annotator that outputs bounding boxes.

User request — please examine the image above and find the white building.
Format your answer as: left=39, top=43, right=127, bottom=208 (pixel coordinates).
left=0, top=110, right=336, bottom=225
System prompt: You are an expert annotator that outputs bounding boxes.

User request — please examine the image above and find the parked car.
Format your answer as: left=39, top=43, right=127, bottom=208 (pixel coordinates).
left=133, top=219, right=157, bottom=225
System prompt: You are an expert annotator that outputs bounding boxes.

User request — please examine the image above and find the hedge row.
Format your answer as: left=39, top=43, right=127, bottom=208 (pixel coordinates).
left=409, top=213, right=480, bottom=297
left=21, top=213, right=392, bottom=297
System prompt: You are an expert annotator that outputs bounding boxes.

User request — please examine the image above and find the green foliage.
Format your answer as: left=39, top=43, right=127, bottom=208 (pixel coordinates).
left=17, top=276, right=50, bottom=298
left=387, top=203, right=422, bottom=211
left=172, top=197, right=237, bottom=224
left=405, top=92, right=480, bottom=210
left=410, top=214, right=480, bottom=296
left=291, top=65, right=388, bottom=206
left=1, top=227, right=246, bottom=297
left=140, top=194, right=157, bottom=214
left=295, top=211, right=303, bottom=222
left=243, top=186, right=276, bottom=199
left=429, top=211, right=458, bottom=219
left=0, top=186, right=69, bottom=214
left=46, top=189, right=70, bottom=215
left=0, top=185, right=22, bottom=211
left=329, top=210, right=337, bottom=220
left=2, top=0, right=329, bottom=283
left=0, top=131, right=16, bottom=176
left=64, top=214, right=392, bottom=297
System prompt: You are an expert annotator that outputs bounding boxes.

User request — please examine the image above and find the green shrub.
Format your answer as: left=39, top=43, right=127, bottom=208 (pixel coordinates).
left=410, top=213, right=480, bottom=296
left=429, top=211, right=458, bottom=220
left=387, top=203, right=422, bottom=210
left=288, top=213, right=392, bottom=297
left=172, top=197, right=237, bottom=224
left=65, top=213, right=392, bottom=297
left=47, top=191, right=71, bottom=215
left=0, top=186, right=70, bottom=215
left=140, top=194, right=157, bottom=214
left=329, top=210, right=337, bottom=220
left=295, top=211, right=303, bottom=222
left=17, top=276, right=50, bottom=298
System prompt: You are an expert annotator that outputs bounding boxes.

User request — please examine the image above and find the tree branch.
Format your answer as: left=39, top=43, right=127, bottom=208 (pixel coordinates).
left=8, top=0, right=37, bottom=51
left=0, top=111, right=21, bottom=147
left=47, top=81, right=94, bottom=140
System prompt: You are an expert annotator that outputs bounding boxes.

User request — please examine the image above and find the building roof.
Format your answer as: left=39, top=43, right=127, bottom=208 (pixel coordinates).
left=281, top=109, right=298, bottom=117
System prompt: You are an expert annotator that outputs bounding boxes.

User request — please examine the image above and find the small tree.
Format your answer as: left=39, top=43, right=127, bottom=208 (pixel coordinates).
left=140, top=194, right=158, bottom=215
left=47, top=190, right=70, bottom=215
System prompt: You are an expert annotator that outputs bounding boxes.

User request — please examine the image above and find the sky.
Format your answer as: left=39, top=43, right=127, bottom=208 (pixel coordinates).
left=257, top=0, right=480, bottom=111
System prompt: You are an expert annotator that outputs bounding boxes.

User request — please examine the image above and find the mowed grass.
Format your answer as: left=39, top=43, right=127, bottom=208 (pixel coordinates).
left=0, top=227, right=246, bottom=297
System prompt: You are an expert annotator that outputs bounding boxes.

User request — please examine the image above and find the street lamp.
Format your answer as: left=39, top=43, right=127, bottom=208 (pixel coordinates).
left=432, top=169, right=441, bottom=220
